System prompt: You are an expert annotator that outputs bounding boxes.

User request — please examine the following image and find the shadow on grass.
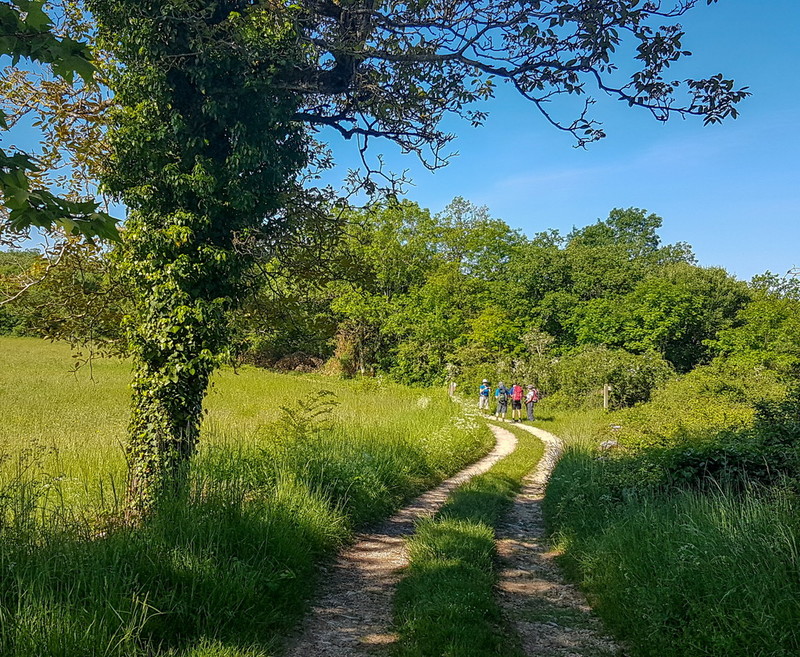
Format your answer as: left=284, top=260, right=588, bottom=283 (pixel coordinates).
left=0, top=475, right=343, bottom=657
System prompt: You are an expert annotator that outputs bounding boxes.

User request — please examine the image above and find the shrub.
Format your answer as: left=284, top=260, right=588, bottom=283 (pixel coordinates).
left=548, top=346, right=673, bottom=409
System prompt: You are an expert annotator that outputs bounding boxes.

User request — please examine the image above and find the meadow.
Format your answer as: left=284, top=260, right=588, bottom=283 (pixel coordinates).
left=0, top=337, right=492, bottom=656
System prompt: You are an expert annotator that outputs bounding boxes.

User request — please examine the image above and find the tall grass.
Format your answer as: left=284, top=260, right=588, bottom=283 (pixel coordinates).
left=544, top=438, right=800, bottom=657
left=0, top=337, right=483, bottom=510
left=0, top=337, right=492, bottom=656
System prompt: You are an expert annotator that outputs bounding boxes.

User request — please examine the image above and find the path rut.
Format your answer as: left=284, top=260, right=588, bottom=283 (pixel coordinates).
left=496, top=423, right=625, bottom=657
left=284, top=423, right=518, bottom=656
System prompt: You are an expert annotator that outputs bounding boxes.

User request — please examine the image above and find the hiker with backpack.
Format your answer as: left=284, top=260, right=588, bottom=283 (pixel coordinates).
left=495, top=382, right=510, bottom=421
left=525, top=385, right=540, bottom=421
left=510, top=382, right=524, bottom=422
left=479, top=379, right=491, bottom=412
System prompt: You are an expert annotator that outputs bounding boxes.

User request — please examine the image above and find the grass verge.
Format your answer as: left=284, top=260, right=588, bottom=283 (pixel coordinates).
left=0, top=338, right=493, bottom=657
left=392, top=422, right=544, bottom=657
left=543, top=420, right=800, bottom=657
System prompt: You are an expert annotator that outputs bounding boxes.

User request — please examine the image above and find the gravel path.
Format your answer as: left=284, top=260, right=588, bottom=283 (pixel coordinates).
left=284, top=423, right=518, bottom=657
left=496, top=423, right=626, bottom=657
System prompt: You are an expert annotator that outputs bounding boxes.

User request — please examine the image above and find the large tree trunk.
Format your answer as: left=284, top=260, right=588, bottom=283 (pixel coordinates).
left=125, top=355, right=212, bottom=517
left=87, top=4, right=307, bottom=518
left=120, top=210, right=236, bottom=518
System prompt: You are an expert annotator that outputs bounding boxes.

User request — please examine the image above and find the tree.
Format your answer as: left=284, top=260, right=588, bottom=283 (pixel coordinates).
left=85, top=1, right=311, bottom=512
left=576, top=263, right=750, bottom=371
left=286, top=0, right=748, bottom=158
left=432, top=198, right=523, bottom=278
left=565, top=207, right=694, bottom=299
left=0, top=239, right=125, bottom=352
left=86, top=0, right=748, bottom=510
left=0, top=0, right=117, bottom=241
left=712, top=273, right=800, bottom=374
left=386, top=262, right=487, bottom=385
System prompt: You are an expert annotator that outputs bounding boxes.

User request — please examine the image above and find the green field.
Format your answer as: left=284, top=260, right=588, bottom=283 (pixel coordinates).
left=0, top=337, right=492, bottom=656
left=0, top=337, right=487, bottom=510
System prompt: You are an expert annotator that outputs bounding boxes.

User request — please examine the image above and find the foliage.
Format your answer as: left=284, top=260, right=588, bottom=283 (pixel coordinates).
left=538, top=327, right=800, bottom=656
left=0, top=0, right=117, bottom=240
left=543, top=435, right=800, bottom=657
left=286, top=0, right=748, bottom=158
left=550, top=346, right=674, bottom=409
left=228, top=198, right=796, bottom=433
left=710, top=272, right=800, bottom=374
left=576, top=263, right=751, bottom=371
left=86, top=0, right=312, bottom=510
left=0, top=248, right=37, bottom=331
left=0, top=241, right=126, bottom=356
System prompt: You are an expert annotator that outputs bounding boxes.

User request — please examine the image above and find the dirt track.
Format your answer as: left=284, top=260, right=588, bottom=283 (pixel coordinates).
left=285, top=420, right=623, bottom=656
left=496, top=423, right=625, bottom=657
left=284, top=423, right=517, bottom=656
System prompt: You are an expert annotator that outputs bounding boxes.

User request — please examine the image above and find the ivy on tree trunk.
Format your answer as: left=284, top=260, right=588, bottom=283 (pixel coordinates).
left=89, top=1, right=307, bottom=512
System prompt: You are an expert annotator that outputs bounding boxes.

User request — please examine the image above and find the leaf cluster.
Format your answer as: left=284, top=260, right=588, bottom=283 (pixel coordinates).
left=0, top=0, right=117, bottom=240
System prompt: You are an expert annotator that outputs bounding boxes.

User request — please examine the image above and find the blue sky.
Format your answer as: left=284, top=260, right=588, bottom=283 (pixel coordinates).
left=7, top=2, right=796, bottom=280
left=321, top=0, right=800, bottom=281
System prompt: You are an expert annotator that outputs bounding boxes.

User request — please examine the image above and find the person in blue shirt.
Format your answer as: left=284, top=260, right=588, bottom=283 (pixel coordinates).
left=479, top=379, right=491, bottom=412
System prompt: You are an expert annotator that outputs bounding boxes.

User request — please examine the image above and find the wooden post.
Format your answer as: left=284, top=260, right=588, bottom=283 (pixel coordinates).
left=603, top=383, right=612, bottom=410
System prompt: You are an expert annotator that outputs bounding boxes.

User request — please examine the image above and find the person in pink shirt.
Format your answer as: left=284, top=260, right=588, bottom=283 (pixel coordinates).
left=510, top=382, right=524, bottom=422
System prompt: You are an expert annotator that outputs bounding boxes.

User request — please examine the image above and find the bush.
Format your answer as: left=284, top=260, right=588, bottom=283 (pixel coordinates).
left=548, top=346, right=673, bottom=409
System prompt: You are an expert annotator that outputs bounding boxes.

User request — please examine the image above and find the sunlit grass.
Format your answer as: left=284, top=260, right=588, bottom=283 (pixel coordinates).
left=0, top=337, right=492, bottom=656
left=543, top=413, right=800, bottom=657
left=0, top=337, right=481, bottom=510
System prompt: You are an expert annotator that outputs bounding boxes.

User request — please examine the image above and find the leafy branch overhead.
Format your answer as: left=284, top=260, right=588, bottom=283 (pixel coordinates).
left=0, top=0, right=118, bottom=241
left=287, top=0, right=750, bottom=164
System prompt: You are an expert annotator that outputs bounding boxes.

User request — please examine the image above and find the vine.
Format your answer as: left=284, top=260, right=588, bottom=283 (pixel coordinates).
left=88, top=1, right=308, bottom=513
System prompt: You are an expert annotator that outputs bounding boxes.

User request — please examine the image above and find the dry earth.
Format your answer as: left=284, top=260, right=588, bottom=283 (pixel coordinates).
left=496, top=422, right=625, bottom=657
left=284, top=423, right=517, bottom=657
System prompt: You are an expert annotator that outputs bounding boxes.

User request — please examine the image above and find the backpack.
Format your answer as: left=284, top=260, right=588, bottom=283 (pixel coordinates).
left=512, top=386, right=523, bottom=401
left=497, top=388, right=508, bottom=403
left=532, top=389, right=540, bottom=402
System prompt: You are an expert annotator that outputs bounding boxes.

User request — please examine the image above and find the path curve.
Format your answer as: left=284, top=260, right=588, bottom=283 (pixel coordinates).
left=496, top=423, right=625, bottom=657
left=284, top=423, right=518, bottom=656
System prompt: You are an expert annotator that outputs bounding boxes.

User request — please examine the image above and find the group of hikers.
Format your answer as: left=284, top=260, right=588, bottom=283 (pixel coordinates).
left=478, top=380, right=540, bottom=422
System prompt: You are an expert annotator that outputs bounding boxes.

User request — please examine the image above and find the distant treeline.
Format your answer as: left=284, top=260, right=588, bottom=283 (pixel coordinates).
left=3, top=198, right=799, bottom=408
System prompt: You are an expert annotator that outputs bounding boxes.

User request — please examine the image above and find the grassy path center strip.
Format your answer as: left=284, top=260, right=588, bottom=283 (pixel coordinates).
left=392, top=422, right=545, bottom=657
